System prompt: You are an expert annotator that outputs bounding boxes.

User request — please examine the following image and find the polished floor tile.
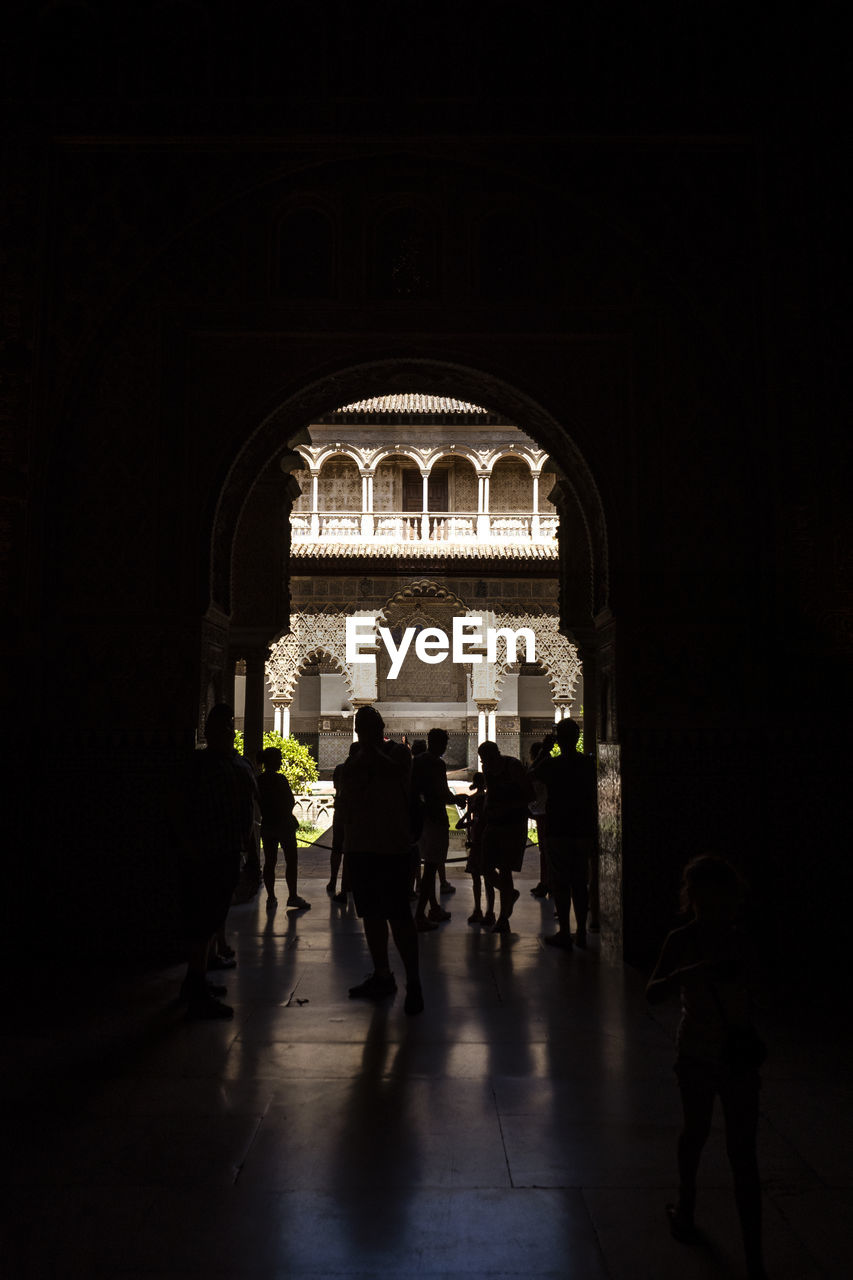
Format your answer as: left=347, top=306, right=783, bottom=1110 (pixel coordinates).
left=3, top=866, right=851, bottom=1278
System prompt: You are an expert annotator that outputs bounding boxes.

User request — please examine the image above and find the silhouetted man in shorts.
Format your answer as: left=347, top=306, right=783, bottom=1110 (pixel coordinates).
left=335, top=705, right=424, bottom=1015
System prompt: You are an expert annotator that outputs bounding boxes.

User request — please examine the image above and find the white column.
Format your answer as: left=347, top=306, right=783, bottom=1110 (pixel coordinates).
left=311, top=473, right=320, bottom=538
left=487, top=708, right=496, bottom=741
left=421, top=473, right=430, bottom=540
left=274, top=704, right=283, bottom=735
left=281, top=704, right=291, bottom=738
left=531, top=473, right=540, bottom=540
left=555, top=705, right=563, bottom=723
left=360, top=473, right=374, bottom=539
left=477, top=706, right=487, bottom=744
left=477, top=473, right=490, bottom=539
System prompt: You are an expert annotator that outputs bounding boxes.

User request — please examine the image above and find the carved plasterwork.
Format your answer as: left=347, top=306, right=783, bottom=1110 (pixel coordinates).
left=384, top=579, right=468, bottom=609
left=267, top=607, right=358, bottom=702
left=491, top=610, right=581, bottom=704
left=268, top=594, right=579, bottom=714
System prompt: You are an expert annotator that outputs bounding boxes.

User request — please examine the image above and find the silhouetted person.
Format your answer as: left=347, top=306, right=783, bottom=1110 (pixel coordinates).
left=257, top=746, right=308, bottom=910
left=179, top=704, right=254, bottom=1019
left=336, top=705, right=423, bottom=1015
left=409, top=739, right=427, bottom=896
left=459, top=772, right=494, bottom=925
left=527, top=740, right=550, bottom=898
left=646, top=856, right=767, bottom=1280
left=328, top=742, right=358, bottom=904
left=413, top=728, right=460, bottom=931
left=532, top=720, right=596, bottom=949
left=477, top=740, right=533, bottom=933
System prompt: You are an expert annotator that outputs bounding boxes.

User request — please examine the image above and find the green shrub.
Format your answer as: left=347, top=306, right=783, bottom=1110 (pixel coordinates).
left=234, top=730, right=318, bottom=793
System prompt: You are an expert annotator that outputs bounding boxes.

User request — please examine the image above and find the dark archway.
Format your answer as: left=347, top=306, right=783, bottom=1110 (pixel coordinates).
left=219, top=360, right=620, bottom=956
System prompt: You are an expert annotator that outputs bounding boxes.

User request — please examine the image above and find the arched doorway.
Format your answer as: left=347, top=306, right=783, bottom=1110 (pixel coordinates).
left=217, top=361, right=620, bottom=957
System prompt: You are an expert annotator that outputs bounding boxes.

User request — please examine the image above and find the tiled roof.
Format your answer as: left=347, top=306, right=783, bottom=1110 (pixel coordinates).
left=332, top=394, right=489, bottom=416
left=291, top=540, right=558, bottom=561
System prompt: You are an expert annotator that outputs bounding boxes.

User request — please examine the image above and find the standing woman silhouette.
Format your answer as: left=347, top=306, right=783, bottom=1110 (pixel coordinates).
left=646, top=855, right=768, bottom=1280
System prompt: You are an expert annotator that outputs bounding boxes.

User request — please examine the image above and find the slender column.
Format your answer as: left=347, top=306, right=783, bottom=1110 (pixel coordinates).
left=476, top=473, right=491, bottom=539
left=477, top=706, right=487, bottom=745
left=360, top=472, right=374, bottom=539
left=531, top=473, right=540, bottom=540
left=274, top=702, right=292, bottom=738
left=243, top=648, right=270, bottom=763
left=487, top=707, right=496, bottom=741
left=310, top=472, right=320, bottom=538
left=421, top=472, right=430, bottom=541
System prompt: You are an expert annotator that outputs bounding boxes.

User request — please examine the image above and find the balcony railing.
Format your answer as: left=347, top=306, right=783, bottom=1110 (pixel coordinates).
left=290, top=511, right=558, bottom=543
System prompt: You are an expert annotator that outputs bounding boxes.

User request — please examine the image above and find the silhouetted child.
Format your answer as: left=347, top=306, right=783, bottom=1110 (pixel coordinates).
left=459, top=772, right=494, bottom=925
left=646, top=855, right=767, bottom=1280
left=257, top=746, right=309, bottom=910
left=413, top=729, right=460, bottom=931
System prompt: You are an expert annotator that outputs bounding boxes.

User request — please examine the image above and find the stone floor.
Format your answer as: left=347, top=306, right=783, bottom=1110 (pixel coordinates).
left=3, top=857, right=851, bottom=1279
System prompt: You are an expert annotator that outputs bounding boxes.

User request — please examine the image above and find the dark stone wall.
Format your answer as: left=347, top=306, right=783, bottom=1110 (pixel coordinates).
left=2, top=9, right=847, bottom=975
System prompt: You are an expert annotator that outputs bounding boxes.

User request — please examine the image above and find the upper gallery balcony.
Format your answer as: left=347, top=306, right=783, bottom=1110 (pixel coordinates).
left=288, top=395, right=559, bottom=562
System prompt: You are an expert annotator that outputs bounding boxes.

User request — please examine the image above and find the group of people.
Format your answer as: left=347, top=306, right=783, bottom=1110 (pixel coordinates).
left=327, top=710, right=599, bottom=1006
left=178, top=701, right=767, bottom=1278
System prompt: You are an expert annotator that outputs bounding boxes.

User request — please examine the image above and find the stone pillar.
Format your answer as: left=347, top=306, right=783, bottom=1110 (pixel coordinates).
left=531, top=472, right=540, bottom=540
left=274, top=702, right=291, bottom=738
left=421, top=472, right=430, bottom=541
left=477, top=472, right=491, bottom=539
left=487, top=707, right=496, bottom=741
left=477, top=705, right=487, bottom=744
left=310, top=472, right=320, bottom=539
left=360, top=472, right=374, bottom=539
left=243, top=648, right=270, bottom=763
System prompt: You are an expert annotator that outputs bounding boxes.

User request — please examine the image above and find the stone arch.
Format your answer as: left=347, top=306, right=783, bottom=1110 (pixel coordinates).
left=490, top=455, right=534, bottom=516
left=490, top=611, right=581, bottom=705
left=487, top=446, right=538, bottom=471
left=382, top=579, right=470, bottom=613
left=313, top=447, right=364, bottom=471
left=315, top=456, right=361, bottom=522
left=426, top=450, right=479, bottom=516
left=267, top=610, right=355, bottom=703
